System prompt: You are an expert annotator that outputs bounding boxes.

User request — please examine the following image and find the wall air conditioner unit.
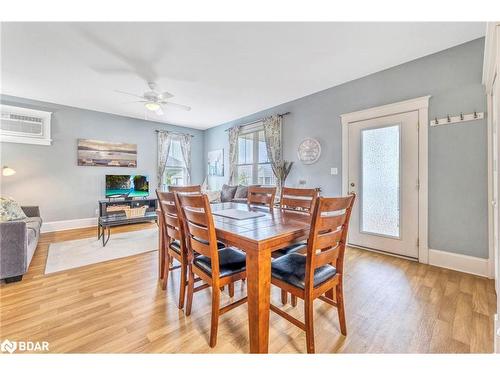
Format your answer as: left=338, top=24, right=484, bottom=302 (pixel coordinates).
left=0, top=104, right=52, bottom=145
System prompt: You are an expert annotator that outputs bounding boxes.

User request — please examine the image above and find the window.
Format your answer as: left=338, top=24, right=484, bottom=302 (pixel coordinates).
left=236, top=124, right=276, bottom=186
left=164, top=139, right=187, bottom=186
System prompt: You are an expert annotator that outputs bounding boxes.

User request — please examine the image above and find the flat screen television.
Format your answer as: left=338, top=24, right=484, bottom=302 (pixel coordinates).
left=105, top=175, right=149, bottom=198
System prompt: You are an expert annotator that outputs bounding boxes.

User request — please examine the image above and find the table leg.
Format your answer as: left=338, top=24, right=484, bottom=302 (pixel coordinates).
left=158, top=215, right=165, bottom=280
left=102, top=226, right=110, bottom=247
left=245, top=247, right=272, bottom=353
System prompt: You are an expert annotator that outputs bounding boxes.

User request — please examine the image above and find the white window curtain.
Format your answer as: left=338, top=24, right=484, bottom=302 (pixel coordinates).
left=228, top=115, right=283, bottom=187
left=263, top=115, right=283, bottom=189
left=178, top=133, right=192, bottom=184
left=157, top=130, right=173, bottom=190
left=157, top=131, right=192, bottom=190
left=228, top=126, right=241, bottom=185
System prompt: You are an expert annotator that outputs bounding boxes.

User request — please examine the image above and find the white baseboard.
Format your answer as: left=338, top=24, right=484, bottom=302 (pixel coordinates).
left=41, top=217, right=97, bottom=233
left=428, top=248, right=490, bottom=278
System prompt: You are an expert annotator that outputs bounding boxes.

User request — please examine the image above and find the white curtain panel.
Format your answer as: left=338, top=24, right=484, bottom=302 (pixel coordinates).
left=178, top=133, right=192, bottom=184
left=263, top=115, right=283, bottom=189
left=157, top=130, right=172, bottom=190
left=228, top=126, right=240, bottom=185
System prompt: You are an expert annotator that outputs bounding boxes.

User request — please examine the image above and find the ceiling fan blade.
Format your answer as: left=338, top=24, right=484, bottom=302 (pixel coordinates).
left=164, top=102, right=191, bottom=111
left=156, top=105, right=164, bottom=116
left=158, top=91, right=174, bottom=100
left=114, top=90, right=146, bottom=100
left=92, top=66, right=135, bottom=75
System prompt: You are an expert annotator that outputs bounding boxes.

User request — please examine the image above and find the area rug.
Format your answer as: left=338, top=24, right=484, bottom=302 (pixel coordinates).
left=45, top=228, right=158, bottom=274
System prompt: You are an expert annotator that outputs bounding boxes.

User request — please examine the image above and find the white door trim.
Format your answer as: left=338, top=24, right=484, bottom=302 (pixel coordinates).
left=341, top=95, right=430, bottom=263
left=483, top=22, right=500, bottom=282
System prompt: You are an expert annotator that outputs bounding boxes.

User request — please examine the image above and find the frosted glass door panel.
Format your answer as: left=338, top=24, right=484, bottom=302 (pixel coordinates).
left=361, top=125, right=400, bottom=237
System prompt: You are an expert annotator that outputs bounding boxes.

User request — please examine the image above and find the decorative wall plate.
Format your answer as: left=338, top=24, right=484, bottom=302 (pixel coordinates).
left=297, top=137, right=321, bottom=164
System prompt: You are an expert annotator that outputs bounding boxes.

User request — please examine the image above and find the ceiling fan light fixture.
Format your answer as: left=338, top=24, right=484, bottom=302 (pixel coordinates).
left=145, top=102, right=160, bottom=112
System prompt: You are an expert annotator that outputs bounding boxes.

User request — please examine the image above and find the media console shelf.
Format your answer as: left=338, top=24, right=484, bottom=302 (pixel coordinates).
left=98, top=197, right=158, bottom=246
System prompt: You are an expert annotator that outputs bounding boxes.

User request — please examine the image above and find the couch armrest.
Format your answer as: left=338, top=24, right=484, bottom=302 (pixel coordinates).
left=21, top=206, right=40, bottom=218
left=0, top=221, right=27, bottom=278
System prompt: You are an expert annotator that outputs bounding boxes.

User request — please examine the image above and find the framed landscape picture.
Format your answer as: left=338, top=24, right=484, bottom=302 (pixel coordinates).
left=207, top=149, right=224, bottom=176
left=77, top=139, right=137, bottom=167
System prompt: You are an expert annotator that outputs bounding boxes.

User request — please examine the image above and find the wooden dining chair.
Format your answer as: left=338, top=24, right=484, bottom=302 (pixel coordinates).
left=156, top=190, right=189, bottom=309
left=247, top=186, right=276, bottom=209
left=176, top=193, right=248, bottom=348
left=276, top=187, right=319, bottom=256
left=168, top=185, right=202, bottom=194
left=276, top=187, right=320, bottom=305
left=280, top=187, right=319, bottom=213
left=270, top=194, right=355, bottom=353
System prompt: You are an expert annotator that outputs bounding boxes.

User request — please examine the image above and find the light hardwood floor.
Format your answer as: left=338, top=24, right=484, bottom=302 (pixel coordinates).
left=0, top=224, right=496, bottom=353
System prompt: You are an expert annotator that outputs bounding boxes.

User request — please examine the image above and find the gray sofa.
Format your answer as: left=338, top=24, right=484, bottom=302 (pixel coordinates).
left=219, top=184, right=260, bottom=204
left=0, top=206, right=42, bottom=283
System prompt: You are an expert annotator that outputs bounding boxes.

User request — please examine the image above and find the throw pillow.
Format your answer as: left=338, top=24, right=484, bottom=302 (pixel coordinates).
left=0, top=197, right=27, bottom=222
left=234, top=185, right=249, bottom=199
left=220, top=184, right=238, bottom=202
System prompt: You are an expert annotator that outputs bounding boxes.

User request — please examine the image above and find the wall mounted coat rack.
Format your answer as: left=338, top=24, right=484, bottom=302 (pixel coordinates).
left=430, top=111, right=484, bottom=127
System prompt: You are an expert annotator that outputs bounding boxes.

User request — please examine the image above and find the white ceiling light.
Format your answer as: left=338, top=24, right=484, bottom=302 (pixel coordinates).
left=145, top=102, right=160, bottom=111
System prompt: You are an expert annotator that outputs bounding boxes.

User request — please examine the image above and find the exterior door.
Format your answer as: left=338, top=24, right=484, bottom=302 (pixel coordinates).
left=347, top=111, right=419, bottom=258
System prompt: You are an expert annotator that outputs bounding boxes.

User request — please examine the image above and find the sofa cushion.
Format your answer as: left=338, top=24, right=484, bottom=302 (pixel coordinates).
left=231, top=198, right=248, bottom=204
left=234, top=185, right=249, bottom=199
left=220, top=184, right=238, bottom=202
left=0, top=197, right=27, bottom=222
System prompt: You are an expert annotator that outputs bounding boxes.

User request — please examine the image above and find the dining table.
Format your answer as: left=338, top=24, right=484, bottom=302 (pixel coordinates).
left=210, top=202, right=312, bottom=353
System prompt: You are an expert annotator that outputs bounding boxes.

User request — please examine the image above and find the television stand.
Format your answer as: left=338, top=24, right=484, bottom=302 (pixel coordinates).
left=98, top=198, right=158, bottom=246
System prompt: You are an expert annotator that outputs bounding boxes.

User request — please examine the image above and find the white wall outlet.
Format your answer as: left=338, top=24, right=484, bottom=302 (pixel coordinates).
left=330, top=167, right=338, bottom=175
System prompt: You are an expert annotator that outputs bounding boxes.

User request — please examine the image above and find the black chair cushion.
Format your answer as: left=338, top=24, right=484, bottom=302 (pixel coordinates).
left=170, top=239, right=225, bottom=254
left=169, top=240, right=182, bottom=254
left=274, top=241, right=307, bottom=257
left=271, top=253, right=336, bottom=289
left=194, top=247, right=246, bottom=277
left=192, top=237, right=226, bottom=249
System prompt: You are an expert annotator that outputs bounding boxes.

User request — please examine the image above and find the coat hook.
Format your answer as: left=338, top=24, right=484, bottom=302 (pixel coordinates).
left=434, top=117, right=439, bottom=125
left=473, top=111, right=478, bottom=119
left=460, top=112, right=464, bottom=120
left=447, top=114, right=451, bottom=122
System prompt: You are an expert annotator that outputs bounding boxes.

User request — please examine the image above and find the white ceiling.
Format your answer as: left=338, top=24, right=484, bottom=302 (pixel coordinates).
left=1, top=22, right=485, bottom=130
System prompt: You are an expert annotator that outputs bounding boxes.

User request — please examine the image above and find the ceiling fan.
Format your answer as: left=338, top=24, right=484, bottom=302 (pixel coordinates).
left=115, top=82, right=191, bottom=115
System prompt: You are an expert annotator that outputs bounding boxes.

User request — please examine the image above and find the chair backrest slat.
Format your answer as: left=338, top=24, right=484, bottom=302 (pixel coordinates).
left=156, top=190, right=186, bottom=254
left=176, top=193, right=221, bottom=277
left=317, top=214, right=346, bottom=232
left=248, top=186, right=276, bottom=209
left=304, top=194, right=356, bottom=290
left=314, top=229, right=343, bottom=252
left=315, top=246, right=340, bottom=268
left=280, top=187, right=319, bottom=214
left=169, top=185, right=202, bottom=194
left=183, top=208, right=209, bottom=227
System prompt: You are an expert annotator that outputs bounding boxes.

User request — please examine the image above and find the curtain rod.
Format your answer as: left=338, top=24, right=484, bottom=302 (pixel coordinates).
left=154, top=129, right=194, bottom=137
left=224, top=112, right=290, bottom=132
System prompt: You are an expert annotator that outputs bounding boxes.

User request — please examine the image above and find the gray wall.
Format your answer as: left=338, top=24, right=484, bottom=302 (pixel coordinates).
left=0, top=95, right=205, bottom=222
left=204, top=38, right=488, bottom=258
